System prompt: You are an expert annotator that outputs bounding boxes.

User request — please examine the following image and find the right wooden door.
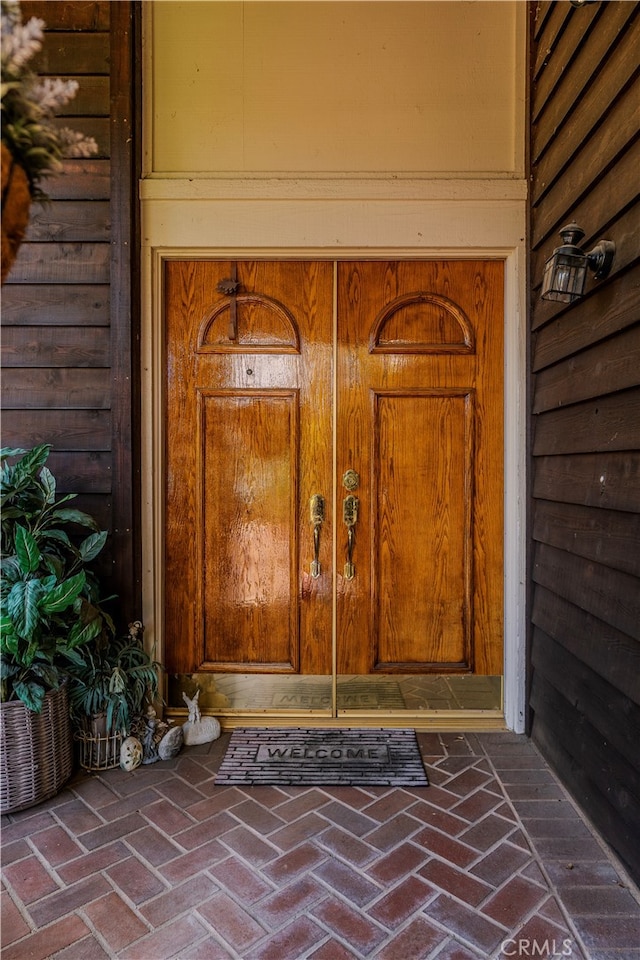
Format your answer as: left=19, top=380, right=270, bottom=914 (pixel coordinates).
left=335, top=261, right=504, bottom=677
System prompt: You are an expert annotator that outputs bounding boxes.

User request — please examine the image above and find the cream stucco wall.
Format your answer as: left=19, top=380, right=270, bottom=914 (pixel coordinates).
left=148, top=0, right=523, bottom=178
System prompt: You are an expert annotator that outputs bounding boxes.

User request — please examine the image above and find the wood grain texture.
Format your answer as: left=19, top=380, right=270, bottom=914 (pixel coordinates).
left=532, top=628, right=640, bottom=771
left=531, top=585, right=640, bottom=707
left=1, top=410, right=111, bottom=451
left=4, top=242, right=110, bottom=284
left=532, top=3, right=634, bottom=149
left=201, top=392, right=299, bottom=669
left=25, top=200, right=110, bottom=242
left=529, top=4, right=640, bottom=876
left=532, top=15, right=639, bottom=205
left=0, top=284, right=110, bottom=325
left=532, top=324, right=640, bottom=412
left=20, top=1, right=110, bottom=31
left=532, top=90, right=638, bottom=247
left=0, top=1, right=139, bottom=626
left=1, top=369, right=110, bottom=410
left=164, top=260, right=334, bottom=675
left=31, top=32, right=110, bottom=75
left=532, top=264, right=640, bottom=364
left=532, top=388, right=640, bottom=456
left=530, top=676, right=640, bottom=882
left=533, top=541, right=640, bottom=641
left=533, top=499, right=640, bottom=577
left=42, top=161, right=110, bottom=200
left=1, top=326, right=110, bottom=367
left=165, top=259, right=503, bottom=678
left=336, top=260, right=503, bottom=676
left=533, top=452, right=640, bottom=513
left=373, top=391, right=473, bottom=668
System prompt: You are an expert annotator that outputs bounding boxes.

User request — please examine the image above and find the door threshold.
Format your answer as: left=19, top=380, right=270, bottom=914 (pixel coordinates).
left=164, top=708, right=506, bottom=732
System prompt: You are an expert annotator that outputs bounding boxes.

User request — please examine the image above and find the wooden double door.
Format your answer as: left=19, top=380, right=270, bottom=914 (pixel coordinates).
left=165, top=260, right=503, bottom=684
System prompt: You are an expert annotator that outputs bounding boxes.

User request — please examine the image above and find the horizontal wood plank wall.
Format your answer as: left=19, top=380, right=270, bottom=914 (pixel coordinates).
left=529, top=1, right=640, bottom=885
left=1, top=2, right=138, bottom=618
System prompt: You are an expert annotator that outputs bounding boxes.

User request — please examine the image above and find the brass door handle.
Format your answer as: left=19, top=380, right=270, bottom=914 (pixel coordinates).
left=343, top=493, right=359, bottom=580
left=309, top=495, right=325, bottom=578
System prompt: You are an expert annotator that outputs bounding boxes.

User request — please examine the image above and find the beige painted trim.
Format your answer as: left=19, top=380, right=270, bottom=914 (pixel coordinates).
left=141, top=198, right=525, bottom=251
left=140, top=179, right=528, bottom=199
left=141, top=193, right=527, bottom=733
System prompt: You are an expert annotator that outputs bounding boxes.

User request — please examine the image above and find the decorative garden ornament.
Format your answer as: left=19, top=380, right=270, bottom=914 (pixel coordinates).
left=158, top=724, right=184, bottom=760
left=182, top=689, right=221, bottom=745
left=120, top=736, right=143, bottom=771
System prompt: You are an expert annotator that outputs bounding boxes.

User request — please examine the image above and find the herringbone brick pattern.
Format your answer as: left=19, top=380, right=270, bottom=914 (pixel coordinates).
left=2, top=733, right=639, bottom=959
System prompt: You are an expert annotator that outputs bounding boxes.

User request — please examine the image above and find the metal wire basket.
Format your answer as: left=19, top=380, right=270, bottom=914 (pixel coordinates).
left=74, top=713, right=122, bottom=771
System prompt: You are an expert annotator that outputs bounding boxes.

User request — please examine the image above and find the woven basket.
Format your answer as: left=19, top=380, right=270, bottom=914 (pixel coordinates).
left=0, top=683, right=74, bottom=815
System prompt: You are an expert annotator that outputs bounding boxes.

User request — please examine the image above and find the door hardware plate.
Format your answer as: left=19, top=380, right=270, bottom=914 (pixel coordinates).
left=342, top=469, right=360, bottom=491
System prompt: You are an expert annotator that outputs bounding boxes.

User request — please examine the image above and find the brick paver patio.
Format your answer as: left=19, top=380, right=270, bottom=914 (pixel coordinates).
left=2, top=732, right=639, bottom=959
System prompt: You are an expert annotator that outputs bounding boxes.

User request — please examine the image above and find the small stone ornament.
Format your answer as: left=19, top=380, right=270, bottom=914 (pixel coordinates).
left=158, top=724, right=184, bottom=760
left=182, top=689, right=221, bottom=745
left=141, top=715, right=160, bottom=764
left=120, top=736, right=143, bottom=771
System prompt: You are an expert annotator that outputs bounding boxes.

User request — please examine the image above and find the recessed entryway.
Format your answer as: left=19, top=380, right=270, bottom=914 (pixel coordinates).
left=163, top=259, right=504, bottom=724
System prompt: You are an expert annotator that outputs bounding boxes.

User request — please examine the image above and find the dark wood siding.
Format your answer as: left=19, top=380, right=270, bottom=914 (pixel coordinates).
left=529, top=1, right=640, bottom=885
left=0, top=1, right=139, bottom=619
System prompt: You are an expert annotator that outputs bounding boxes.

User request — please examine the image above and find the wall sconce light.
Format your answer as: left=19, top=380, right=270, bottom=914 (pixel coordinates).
left=540, top=222, right=615, bottom=303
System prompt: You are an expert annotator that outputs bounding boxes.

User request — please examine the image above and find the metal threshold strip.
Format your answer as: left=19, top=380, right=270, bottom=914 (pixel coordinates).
left=164, top=708, right=507, bottom=733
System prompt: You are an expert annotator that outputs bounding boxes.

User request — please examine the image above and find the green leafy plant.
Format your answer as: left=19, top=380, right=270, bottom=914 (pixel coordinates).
left=0, top=444, right=113, bottom=712
left=64, top=622, right=162, bottom=736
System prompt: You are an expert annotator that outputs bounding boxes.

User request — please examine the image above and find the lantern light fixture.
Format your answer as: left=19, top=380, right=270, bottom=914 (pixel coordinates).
left=540, top=222, right=615, bottom=303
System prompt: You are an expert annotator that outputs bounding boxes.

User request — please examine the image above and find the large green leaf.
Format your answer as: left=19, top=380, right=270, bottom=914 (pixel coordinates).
left=39, top=466, right=56, bottom=504
left=78, top=530, right=107, bottom=562
left=19, top=444, right=51, bottom=475
left=13, top=679, right=45, bottom=713
left=14, top=524, right=41, bottom=574
left=4, top=445, right=51, bottom=501
left=42, top=554, right=64, bottom=579
left=0, top=658, right=19, bottom=680
left=42, top=529, right=73, bottom=548
left=0, top=556, right=22, bottom=585
left=51, top=508, right=97, bottom=531
left=0, top=447, right=28, bottom=460
left=66, top=615, right=103, bottom=650
left=30, top=662, right=60, bottom=687
left=7, top=579, right=43, bottom=641
left=41, top=571, right=86, bottom=614
left=0, top=619, right=20, bottom=655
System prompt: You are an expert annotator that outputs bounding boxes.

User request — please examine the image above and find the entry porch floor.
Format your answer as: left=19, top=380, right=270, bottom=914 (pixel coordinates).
left=2, top=733, right=639, bottom=960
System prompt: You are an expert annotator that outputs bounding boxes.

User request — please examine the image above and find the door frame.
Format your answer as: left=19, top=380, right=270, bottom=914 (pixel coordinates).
left=141, top=203, right=527, bottom=732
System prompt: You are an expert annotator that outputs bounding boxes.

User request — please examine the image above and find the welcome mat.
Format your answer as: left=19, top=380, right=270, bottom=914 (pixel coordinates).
left=215, top=727, right=429, bottom=787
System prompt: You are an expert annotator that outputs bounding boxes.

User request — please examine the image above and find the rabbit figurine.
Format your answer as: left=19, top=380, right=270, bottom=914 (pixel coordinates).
left=181, top=689, right=221, bottom=745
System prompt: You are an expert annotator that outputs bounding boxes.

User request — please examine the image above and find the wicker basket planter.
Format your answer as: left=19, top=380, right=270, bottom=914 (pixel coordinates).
left=0, top=682, right=74, bottom=815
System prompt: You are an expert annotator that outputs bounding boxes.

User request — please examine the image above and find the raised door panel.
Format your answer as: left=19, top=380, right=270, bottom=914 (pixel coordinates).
left=374, top=389, right=474, bottom=669
left=200, top=390, right=299, bottom=669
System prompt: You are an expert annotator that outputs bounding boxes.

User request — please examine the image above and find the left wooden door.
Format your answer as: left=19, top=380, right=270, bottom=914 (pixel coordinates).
left=164, top=260, right=334, bottom=676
